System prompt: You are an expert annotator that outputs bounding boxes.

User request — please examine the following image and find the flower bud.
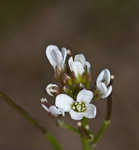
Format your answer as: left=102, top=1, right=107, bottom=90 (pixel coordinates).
left=54, top=66, right=62, bottom=80
left=77, top=121, right=82, bottom=127
left=79, top=83, right=84, bottom=88
left=62, top=86, right=73, bottom=96
left=96, top=69, right=112, bottom=99
left=40, top=98, right=49, bottom=111
left=111, top=75, right=115, bottom=80
left=62, top=73, right=72, bottom=85
left=46, top=84, right=60, bottom=96
left=85, top=125, right=90, bottom=130
left=67, top=49, right=71, bottom=55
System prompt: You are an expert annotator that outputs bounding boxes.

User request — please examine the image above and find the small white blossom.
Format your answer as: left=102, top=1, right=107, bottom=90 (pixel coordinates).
left=46, top=45, right=67, bottom=71
left=74, top=54, right=91, bottom=72
left=40, top=98, right=64, bottom=117
left=55, top=89, right=96, bottom=120
left=46, top=83, right=59, bottom=96
left=68, top=54, right=91, bottom=77
left=96, top=69, right=112, bottom=99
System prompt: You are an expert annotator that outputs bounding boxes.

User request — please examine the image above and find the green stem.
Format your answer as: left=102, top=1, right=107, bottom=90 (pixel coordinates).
left=81, top=136, right=92, bottom=150
left=0, top=91, right=62, bottom=150
left=80, top=118, right=93, bottom=150
left=92, top=94, right=113, bottom=147
left=57, top=119, right=81, bottom=135
left=92, top=120, right=110, bottom=146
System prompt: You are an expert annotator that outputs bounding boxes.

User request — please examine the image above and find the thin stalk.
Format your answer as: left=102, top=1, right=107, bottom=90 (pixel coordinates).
left=92, top=120, right=110, bottom=146
left=80, top=118, right=93, bottom=150
left=57, top=119, right=81, bottom=135
left=81, top=136, right=92, bottom=150
left=92, top=94, right=112, bottom=146
left=0, top=91, right=62, bottom=150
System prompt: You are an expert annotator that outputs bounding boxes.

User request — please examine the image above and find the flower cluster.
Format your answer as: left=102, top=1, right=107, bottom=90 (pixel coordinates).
left=41, top=45, right=113, bottom=120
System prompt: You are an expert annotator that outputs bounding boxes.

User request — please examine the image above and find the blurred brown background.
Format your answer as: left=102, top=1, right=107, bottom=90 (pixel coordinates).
left=0, top=0, right=138, bottom=150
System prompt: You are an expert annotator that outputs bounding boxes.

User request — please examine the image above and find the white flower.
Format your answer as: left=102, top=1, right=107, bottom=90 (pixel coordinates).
left=96, top=69, right=112, bottom=99
left=46, top=84, right=59, bottom=96
left=46, top=45, right=67, bottom=71
left=55, top=89, right=96, bottom=120
left=74, top=54, right=91, bottom=72
left=68, top=54, right=91, bottom=77
left=41, top=98, right=64, bottom=117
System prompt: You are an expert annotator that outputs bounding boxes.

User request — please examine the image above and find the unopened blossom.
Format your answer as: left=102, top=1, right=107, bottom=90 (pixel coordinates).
left=46, top=45, right=67, bottom=71
left=68, top=54, right=91, bottom=78
left=46, top=84, right=59, bottom=96
left=96, top=69, right=112, bottom=99
left=55, top=89, right=96, bottom=120
left=61, top=73, right=72, bottom=85
left=85, top=125, right=90, bottom=130
left=41, top=98, right=64, bottom=117
left=74, top=54, right=91, bottom=72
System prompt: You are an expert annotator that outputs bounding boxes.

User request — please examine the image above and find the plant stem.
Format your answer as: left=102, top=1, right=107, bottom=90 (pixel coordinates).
left=81, top=136, right=92, bottom=150
left=92, top=120, right=110, bottom=146
left=80, top=118, right=94, bottom=150
left=92, top=94, right=112, bottom=147
left=105, top=94, right=112, bottom=121
left=0, top=91, right=62, bottom=150
left=57, top=119, right=81, bottom=135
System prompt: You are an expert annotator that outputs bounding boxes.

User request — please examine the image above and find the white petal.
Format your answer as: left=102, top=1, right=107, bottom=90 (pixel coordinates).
left=72, top=61, right=84, bottom=77
left=96, top=70, right=104, bottom=85
left=58, top=108, right=65, bottom=117
left=68, top=56, right=85, bottom=77
left=55, top=94, right=74, bottom=112
left=41, top=104, right=49, bottom=112
left=97, top=82, right=108, bottom=95
left=69, top=110, right=84, bottom=120
left=49, top=105, right=61, bottom=117
left=77, top=89, right=93, bottom=104
left=61, top=47, right=67, bottom=65
left=68, top=57, right=74, bottom=72
left=85, top=61, right=91, bottom=72
left=74, top=54, right=86, bottom=66
left=84, top=104, right=96, bottom=119
left=41, top=98, right=49, bottom=111
left=40, top=98, right=47, bottom=103
left=101, top=85, right=112, bottom=99
left=103, top=69, right=111, bottom=85
left=96, top=69, right=111, bottom=86
left=46, top=45, right=63, bottom=69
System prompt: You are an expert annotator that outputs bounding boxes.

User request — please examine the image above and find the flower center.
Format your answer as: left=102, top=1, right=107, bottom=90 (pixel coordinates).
left=71, top=102, right=86, bottom=112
